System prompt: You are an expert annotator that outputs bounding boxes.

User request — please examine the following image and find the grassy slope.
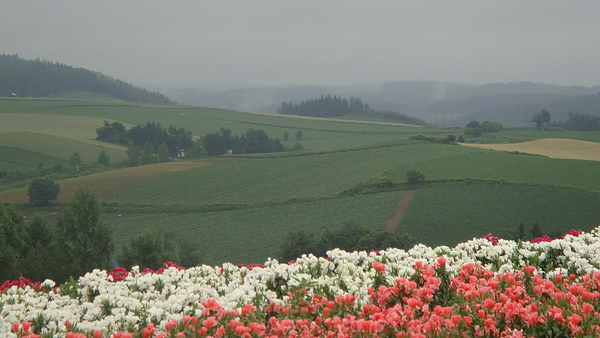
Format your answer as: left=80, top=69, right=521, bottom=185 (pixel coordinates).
left=399, top=184, right=600, bottom=247
left=109, top=191, right=404, bottom=265
left=101, top=143, right=475, bottom=206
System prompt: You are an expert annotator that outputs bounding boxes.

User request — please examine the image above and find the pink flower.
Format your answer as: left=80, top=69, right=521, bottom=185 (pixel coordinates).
left=372, top=262, right=386, bottom=274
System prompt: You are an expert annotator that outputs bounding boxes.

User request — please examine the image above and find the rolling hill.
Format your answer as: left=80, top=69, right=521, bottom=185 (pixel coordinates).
left=0, top=54, right=174, bottom=104
left=1, top=98, right=599, bottom=265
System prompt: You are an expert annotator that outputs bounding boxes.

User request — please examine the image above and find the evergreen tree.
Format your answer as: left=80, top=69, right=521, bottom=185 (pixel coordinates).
left=53, top=187, right=114, bottom=282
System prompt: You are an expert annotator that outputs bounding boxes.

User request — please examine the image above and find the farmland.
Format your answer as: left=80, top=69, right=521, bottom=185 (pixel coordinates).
left=1, top=97, right=599, bottom=265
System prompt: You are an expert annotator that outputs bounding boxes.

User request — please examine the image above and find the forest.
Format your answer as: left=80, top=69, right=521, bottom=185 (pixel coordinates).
left=0, top=54, right=174, bottom=104
left=277, top=95, right=429, bottom=125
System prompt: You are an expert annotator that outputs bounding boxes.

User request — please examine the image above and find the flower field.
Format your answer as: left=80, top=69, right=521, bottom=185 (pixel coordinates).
left=3, top=228, right=600, bottom=337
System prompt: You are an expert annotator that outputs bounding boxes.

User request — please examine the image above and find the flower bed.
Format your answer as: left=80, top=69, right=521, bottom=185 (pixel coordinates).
left=2, top=228, right=600, bottom=337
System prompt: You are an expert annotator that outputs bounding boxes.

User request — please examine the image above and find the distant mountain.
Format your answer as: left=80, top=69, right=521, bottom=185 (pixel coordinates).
left=0, top=54, right=174, bottom=104
left=161, top=81, right=600, bottom=127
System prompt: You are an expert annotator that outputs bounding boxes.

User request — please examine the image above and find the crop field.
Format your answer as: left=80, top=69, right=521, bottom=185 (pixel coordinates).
left=0, top=146, right=69, bottom=172
left=411, top=151, right=600, bottom=191
left=101, top=142, right=477, bottom=206
left=398, top=184, right=600, bottom=247
left=107, top=191, right=405, bottom=264
left=0, top=159, right=220, bottom=203
left=461, top=138, right=600, bottom=161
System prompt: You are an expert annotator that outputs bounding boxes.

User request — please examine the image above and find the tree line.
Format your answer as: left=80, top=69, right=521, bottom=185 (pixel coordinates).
left=279, top=223, right=416, bottom=262
left=97, top=121, right=194, bottom=165
left=277, top=95, right=428, bottom=126
left=200, top=127, right=300, bottom=156
left=97, top=122, right=301, bottom=163
left=1, top=187, right=208, bottom=284
left=0, top=54, right=174, bottom=104
left=531, top=109, right=600, bottom=131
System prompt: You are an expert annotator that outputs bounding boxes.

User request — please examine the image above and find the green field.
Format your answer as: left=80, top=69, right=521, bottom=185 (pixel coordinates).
left=2, top=98, right=600, bottom=265
left=102, top=142, right=477, bottom=206
left=399, top=184, right=600, bottom=247
left=108, top=191, right=404, bottom=265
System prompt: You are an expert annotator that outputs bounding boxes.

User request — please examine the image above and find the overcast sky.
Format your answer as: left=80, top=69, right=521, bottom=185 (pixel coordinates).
left=2, top=1, right=600, bottom=89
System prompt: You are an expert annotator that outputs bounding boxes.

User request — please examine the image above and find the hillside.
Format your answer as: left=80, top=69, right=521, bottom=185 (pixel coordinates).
left=160, top=81, right=600, bottom=127
left=0, top=54, right=174, bottom=104
left=1, top=98, right=600, bottom=266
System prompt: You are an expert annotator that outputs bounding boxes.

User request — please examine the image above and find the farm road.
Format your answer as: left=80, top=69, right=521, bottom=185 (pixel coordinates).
left=385, top=190, right=416, bottom=232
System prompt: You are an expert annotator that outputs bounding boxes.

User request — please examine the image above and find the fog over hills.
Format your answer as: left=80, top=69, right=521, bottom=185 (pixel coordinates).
left=156, top=82, right=600, bottom=127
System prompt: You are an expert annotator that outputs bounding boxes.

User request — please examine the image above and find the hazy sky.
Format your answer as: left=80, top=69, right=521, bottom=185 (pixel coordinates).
left=3, top=1, right=600, bottom=88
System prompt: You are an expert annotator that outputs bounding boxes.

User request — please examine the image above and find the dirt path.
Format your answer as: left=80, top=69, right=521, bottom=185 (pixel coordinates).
left=385, top=190, right=416, bottom=232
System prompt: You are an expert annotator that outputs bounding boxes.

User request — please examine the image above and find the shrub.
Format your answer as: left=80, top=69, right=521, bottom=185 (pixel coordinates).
left=406, top=168, right=425, bottom=184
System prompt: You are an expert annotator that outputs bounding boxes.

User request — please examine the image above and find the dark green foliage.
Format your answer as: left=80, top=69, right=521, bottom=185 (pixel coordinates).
left=141, top=142, right=159, bottom=165
left=530, top=109, right=552, bottom=130
left=20, top=214, right=54, bottom=281
left=0, top=54, right=174, bottom=103
left=564, top=112, right=600, bottom=131
left=278, top=95, right=371, bottom=117
left=96, top=121, right=127, bottom=143
left=157, top=143, right=171, bottom=163
left=277, top=95, right=428, bottom=125
left=70, top=151, right=81, bottom=172
left=117, top=229, right=179, bottom=270
left=279, top=223, right=416, bottom=262
left=27, top=177, right=60, bottom=206
left=481, top=121, right=504, bottom=133
left=464, top=120, right=483, bottom=137
left=53, top=187, right=114, bottom=281
left=279, top=230, right=322, bottom=262
left=117, top=229, right=207, bottom=270
left=0, top=204, right=27, bottom=281
left=530, top=223, right=543, bottom=238
left=186, top=139, right=208, bottom=158
left=295, top=130, right=303, bottom=140
left=97, top=149, right=110, bottom=166
left=97, top=121, right=194, bottom=163
left=406, top=168, right=425, bottom=184
left=201, top=127, right=286, bottom=156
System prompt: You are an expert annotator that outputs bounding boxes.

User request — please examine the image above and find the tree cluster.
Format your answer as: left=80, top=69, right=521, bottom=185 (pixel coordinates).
left=2, top=185, right=209, bottom=284
left=96, top=121, right=194, bottom=165
left=277, top=95, right=429, bottom=125
left=553, top=112, right=600, bottom=131
left=279, top=223, right=416, bottom=262
left=0, top=54, right=174, bottom=103
left=200, top=127, right=286, bottom=156
left=463, top=121, right=503, bottom=137
left=1, top=188, right=113, bottom=283
left=278, top=95, right=372, bottom=117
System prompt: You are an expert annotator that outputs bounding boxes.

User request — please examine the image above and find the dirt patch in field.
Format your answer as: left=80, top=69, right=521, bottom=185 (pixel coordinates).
left=385, top=190, right=416, bottom=232
left=0, top=159, right=223, bottom=204
left=460, top=138, right=600, bottom=162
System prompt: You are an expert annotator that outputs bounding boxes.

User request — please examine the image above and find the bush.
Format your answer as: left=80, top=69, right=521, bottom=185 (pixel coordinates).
left=406, top=168, right=425, bottom=184
left=27, top=177, right=60, bottom=206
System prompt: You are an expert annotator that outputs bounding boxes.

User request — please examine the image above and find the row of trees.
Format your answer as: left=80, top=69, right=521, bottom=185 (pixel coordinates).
left=531, top=109, right=600, bottom=131
left=279, top=223, right=416, bottom=262
left=2, top=186, right=208, bottom=283
left=277, top=95, right=429, bottom=125
left=1, top=188, right=112, bottom=283
left=277, top=95, right=372, bottom=117
left=97, top=121, right=194, bottom=165
left=199, top=127, right=295, bottom=156
left=0, top=54, right=174, bottom=103
left=463, top=120, right=504, bottom=137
